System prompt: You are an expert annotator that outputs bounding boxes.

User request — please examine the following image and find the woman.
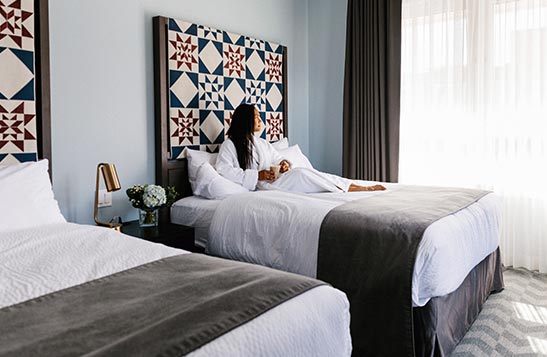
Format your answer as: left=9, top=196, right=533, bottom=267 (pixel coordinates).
left=215, top=104, right=290, bottom=191
left=216, top=104, right=385, bottom=192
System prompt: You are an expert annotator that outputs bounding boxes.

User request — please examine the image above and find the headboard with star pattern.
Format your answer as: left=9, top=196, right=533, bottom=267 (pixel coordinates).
left=0, top=0, right=51, bottom=170
left=153, top=16, right=288, bottom=202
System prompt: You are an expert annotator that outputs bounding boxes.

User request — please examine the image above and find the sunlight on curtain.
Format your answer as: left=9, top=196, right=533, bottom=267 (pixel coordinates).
left=400, top=0, right=547, bottom=272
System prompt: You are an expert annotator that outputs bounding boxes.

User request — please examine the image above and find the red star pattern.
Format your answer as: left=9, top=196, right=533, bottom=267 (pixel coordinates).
left=0, top=0, right=33, bottom=48
left=266, top=53, right=282, bottom=83
left=267, top=113, right=283, bottom=141
left=171, top=110, right=199, bottom=146
left=0, top=102, right=35, bottom=152
left=169, top=33, right=198, bottom=71
left=223, top=45, right=245, bottom=78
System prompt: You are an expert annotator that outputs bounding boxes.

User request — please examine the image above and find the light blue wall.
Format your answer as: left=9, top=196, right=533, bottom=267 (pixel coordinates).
left=49, top=0, right=309, bottom=224
left=308, top=0, right=347, bottom=175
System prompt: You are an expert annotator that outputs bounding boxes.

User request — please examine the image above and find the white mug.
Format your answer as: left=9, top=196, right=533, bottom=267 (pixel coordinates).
left=270, top=165, right=281, bottom=179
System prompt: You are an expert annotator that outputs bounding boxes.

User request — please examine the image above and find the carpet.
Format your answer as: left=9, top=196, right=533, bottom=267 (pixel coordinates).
left=453, top=268, right=547, bottom=356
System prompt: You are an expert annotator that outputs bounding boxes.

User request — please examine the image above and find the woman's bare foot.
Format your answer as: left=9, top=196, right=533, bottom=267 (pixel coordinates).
left=348, top=183, right=387, bottom=192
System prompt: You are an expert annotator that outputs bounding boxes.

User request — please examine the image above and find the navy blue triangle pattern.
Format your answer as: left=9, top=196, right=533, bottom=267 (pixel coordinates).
left=12, top=79, right=34, bottom=101
left=198, top=39, right=223, bottom=76
left=170, top=146, right=185, bottom=160
left=199, top=110, right=225, bottom=145
left=265, top=42, right=283, bottom=54
left=169, top=19, right=183, bottom=33
left=198, top=25, right=223, bottom=42
left=166, top=18, right=285, bottom=159
left=245, top=48, right=265, bottom=81
left=224, top=77, right=245, bottom=110
left=199, top=74, right=224, bottom=110
left=10, top=48, right=34, bottom=73
left=170, top=70, right=199, bottom=108
left=265, top=82, right=283, bottom=112
left=169, top=18, right=197, bottom=36
left=170, top=70, right=183, bottom=86
left=223, top=31, right=245, bottom=46
left=12, top=153, right=38, bottom=162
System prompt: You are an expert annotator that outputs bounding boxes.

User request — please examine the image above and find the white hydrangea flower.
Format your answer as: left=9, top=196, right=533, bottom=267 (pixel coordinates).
left=142, top=184, right=166, bottom=209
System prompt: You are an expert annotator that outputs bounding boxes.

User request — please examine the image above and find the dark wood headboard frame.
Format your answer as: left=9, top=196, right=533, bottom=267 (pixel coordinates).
left=36, top=0, right=52, bottom=172
left=153, top=16, right=288, bottom=203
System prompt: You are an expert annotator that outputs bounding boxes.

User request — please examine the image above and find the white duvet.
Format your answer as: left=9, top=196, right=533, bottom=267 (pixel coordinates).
left=207, top=184, right=502, bottom=307
left=0, top=223, right=351, bottom=357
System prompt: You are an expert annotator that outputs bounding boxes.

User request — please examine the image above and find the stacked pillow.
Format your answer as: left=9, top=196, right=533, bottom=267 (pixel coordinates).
left=271, top=137, right=289, bottom=150
left=185, top=148, right=248, bottom=200
left=0, top=160, right=66, bottom=232
left=185, top=148, right=218, bottom=189
left=275, top=144, right=314, bottom=170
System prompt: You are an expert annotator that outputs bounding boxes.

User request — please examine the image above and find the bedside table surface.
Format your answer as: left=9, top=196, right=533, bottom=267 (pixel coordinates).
left=121, top=220, right=191, bottom=238
left=121, top=221, right=202, bottom=253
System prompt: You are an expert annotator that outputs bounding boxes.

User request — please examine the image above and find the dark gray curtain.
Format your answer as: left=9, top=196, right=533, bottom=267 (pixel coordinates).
left=342, top=0, right=402, bottom=182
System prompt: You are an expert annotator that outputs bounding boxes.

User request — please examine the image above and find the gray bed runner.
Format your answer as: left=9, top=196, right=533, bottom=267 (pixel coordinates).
left=317, top=185, right=490, bottom=357
left=0, top=253, right=323, bottom=357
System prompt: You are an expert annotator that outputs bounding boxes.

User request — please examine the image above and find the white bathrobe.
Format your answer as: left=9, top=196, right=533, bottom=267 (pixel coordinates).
left=215, top=137, right=353, bottom=193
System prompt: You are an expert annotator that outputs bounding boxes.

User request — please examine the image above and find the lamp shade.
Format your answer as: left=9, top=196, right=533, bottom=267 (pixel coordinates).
left=100, top=163, right=121, bottom=192
left=95, top=162, right=122, bottom=231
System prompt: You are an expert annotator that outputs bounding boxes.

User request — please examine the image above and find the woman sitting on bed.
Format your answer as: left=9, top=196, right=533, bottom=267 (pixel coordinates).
left=215, top=103, right=386, bottom=193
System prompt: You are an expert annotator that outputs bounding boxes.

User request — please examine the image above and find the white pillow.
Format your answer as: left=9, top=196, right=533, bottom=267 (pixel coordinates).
left=271, top=137, right=289, bottom=150
left=185, top=148, right=218, bottom=188
left=0, top=159, right=66, bottom=232
left=193, top=162, right=248, bottom=200
left=276, top=144, right=314, bottom=169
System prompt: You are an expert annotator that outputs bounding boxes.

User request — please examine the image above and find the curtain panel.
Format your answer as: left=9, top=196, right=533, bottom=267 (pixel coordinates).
left=343, top=0, right=403, bottom=182
left=400, top=0, right=547, bottom=273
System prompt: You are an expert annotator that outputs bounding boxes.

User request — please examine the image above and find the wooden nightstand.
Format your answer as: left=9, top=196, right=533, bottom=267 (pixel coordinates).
left=121, top=221, right=203, bottom=253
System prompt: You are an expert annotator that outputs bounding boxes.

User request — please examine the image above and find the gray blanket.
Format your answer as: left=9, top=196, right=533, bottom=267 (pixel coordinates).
left=317, top=185, right=490, bottom=356
left=0, top=253, right=323, bottom=357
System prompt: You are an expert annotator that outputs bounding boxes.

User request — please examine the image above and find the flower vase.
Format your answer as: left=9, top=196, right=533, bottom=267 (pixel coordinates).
left=139, top=209, right=158, bottom=227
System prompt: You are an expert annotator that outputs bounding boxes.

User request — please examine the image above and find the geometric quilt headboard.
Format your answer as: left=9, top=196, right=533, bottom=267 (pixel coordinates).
left=0, top=0, right=50, bottom=166
left=153, top=16, right=287, bottom=202
left=155, top=16, right=287, bottom=159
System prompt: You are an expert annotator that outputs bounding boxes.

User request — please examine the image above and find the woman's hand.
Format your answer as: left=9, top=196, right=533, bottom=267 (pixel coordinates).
left=280, top=160, right=291, bottom=173
left=258, top=169, right=275, bottom=181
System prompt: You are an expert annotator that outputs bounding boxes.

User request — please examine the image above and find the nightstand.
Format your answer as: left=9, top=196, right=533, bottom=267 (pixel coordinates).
left=121, top=221, right=203, bottom=253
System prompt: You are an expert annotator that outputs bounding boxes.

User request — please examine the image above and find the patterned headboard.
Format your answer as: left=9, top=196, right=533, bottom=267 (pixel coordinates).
left=0, top=0, right=50, bottom=167
left=153, top=16, right=288, bottom=202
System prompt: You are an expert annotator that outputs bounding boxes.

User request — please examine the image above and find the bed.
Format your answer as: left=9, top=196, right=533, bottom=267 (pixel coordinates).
left=172, top=185, right=499, bottom=305
left=167, top=167, right=504, bottom=357
left=156, top=114, right=504, bottom=357
left=0, top=217, right=352, bottom=356
left=153, top=16, right=504, bottom=356
left=0, top=160, right=351, bottom=356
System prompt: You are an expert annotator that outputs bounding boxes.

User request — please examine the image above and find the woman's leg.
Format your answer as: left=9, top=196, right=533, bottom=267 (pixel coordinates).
left=265, top=168, right=340, bottom=193
left=348, top=183, right=386, bottom=192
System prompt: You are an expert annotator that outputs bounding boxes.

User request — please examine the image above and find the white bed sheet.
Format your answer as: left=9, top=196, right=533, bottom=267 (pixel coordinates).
left=171, top=196, right=220, bottom=247
left=0, top=223, right=351, bottom=357
left=206, top=184, right=501, bottom=307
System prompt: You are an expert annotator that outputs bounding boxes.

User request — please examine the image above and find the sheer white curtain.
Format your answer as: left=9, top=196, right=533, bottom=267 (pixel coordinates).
left=400, top=0, right=547, bottom=272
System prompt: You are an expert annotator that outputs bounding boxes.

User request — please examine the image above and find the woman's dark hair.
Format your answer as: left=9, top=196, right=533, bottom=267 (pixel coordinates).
left=227, top=104, right=256, bottom=170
